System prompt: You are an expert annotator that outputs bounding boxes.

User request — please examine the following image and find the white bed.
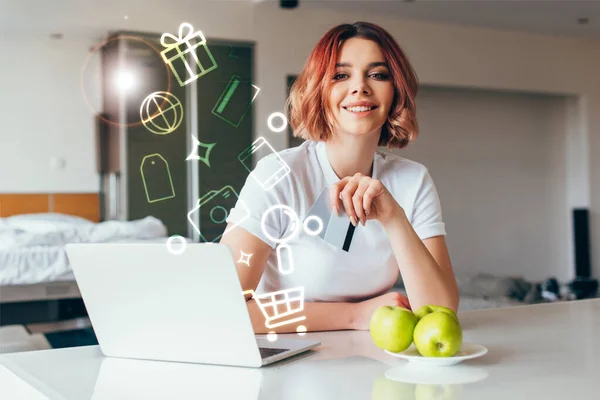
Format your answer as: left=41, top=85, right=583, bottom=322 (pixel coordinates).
left=0, top=213, right=170, bottom=303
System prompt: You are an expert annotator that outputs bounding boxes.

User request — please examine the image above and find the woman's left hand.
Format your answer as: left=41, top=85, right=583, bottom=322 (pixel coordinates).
left=329, top=173, right=404, bottom=227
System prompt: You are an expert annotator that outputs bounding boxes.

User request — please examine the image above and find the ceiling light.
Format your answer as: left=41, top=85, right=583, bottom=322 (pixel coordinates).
left=115, top=69, right=136, bottom=92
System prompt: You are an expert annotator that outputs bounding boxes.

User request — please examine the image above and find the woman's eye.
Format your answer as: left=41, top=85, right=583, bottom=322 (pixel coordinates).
left=333, top=73, right=348, bottom=81
left=370, top=72, right=389, bottom=80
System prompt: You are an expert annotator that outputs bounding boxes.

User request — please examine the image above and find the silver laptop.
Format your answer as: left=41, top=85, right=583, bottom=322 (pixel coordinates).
left=65, top=243, right=320, bottom=368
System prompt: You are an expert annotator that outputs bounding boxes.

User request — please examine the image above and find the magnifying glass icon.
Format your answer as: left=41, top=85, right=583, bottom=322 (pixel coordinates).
left=261, top=205, right=301, bottom=275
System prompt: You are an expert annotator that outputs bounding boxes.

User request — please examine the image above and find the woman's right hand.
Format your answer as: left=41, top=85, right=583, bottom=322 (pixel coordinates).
left=352, top=292, right=411, bottom=331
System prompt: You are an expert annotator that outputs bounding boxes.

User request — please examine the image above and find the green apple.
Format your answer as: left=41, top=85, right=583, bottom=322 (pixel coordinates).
left=414, top=305, right=458, bottom=321
left=413, top=312, right=463, bottom=357
left=369, top=305, right=418, bottom=353
left=371, top=374, right=415, bottom=400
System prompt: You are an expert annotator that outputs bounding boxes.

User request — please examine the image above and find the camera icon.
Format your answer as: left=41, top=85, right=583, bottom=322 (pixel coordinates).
left=187, top=185, right=249, bottom=242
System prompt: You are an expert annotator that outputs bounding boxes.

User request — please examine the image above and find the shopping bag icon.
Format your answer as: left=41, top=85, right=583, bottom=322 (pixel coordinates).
left=187, top=185, right=249, bottom=242
left=140, top=154, right=176, bottom=203
left=160, top=23, right=218, bottom=87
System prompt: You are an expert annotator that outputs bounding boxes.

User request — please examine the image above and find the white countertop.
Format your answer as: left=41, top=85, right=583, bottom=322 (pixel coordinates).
left=1, top=299, right=599, bottom=400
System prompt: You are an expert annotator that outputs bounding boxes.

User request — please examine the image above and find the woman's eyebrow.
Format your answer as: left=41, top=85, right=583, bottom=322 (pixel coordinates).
left=335, top=61, right=389, bottom=68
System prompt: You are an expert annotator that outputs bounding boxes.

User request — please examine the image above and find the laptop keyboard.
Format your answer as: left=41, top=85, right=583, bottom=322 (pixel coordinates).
left=259, top=347, right=289, bottom=359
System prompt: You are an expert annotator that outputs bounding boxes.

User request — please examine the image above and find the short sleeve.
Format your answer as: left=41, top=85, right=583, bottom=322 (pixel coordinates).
left=410, top=169, right=446, bottom=240
left=226, top=156, right=292, bottom=248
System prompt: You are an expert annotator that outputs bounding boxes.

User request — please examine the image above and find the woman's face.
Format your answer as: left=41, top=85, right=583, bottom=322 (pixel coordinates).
left=328, top=38, right=395, bottom=138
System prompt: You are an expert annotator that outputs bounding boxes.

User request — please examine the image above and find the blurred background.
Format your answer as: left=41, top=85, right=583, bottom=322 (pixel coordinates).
left=1, top=0, right=599, bottom=352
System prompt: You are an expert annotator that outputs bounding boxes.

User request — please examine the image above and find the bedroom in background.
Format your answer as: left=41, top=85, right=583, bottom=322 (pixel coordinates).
left=0, top=29, right=256, bottom=352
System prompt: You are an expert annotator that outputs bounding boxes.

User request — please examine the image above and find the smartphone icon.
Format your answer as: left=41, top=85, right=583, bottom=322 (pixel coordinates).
left=238, top=137, right=291, bottom=191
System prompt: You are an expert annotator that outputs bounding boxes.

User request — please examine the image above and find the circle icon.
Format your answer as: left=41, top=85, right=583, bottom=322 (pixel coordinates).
left=296, top=325, right=307, bottom=336
left=267, top=332, right=278, bottom=342
left=303, top=216, right=323, bottom=236
left=166, top=235, right=187, bottom=255
left=267, top=112, right=288, bottom=133
left=210, top=205, right=228, bottom=224
left=140, top=91, right=184, bottom=135
left=261, top=205, right=301, bottom=244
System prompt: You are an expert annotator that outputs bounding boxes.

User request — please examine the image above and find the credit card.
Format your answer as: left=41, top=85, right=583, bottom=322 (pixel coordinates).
left=304, top=188, right=356, bottom=252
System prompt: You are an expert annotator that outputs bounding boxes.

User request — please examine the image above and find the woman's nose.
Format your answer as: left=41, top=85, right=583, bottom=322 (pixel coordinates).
left=351, top=78, right=371, bottom=95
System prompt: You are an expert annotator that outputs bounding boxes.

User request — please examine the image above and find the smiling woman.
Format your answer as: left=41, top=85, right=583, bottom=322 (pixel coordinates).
left=287, top=22, right=419, bottom=150
left=221, top=21, right=459, bottom=334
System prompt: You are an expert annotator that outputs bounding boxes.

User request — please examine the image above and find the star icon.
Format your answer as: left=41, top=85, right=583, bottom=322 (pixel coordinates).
left=186, top=135, right=216, bottom=167
left=237, top=250, right=253, bottom=267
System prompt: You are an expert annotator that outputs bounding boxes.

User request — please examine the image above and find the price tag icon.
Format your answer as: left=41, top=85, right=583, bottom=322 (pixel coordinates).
left=140, top=154, right=176, bottom=203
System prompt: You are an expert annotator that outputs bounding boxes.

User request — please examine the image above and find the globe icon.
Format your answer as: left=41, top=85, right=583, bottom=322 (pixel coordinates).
left=140, top=91, right=184, bottom=135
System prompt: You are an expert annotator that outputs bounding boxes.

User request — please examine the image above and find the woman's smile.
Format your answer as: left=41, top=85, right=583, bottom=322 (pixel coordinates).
left=342, top=101, right=379, bottom=117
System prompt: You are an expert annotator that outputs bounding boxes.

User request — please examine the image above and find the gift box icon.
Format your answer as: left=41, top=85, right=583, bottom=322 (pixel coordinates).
left=160, top=22, right=218, bottom=87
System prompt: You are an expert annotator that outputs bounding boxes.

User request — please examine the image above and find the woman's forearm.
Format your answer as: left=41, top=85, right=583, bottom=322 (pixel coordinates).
left=246, top=299, right=355, bottom=334
left=382, top=211, right=459, bottom=312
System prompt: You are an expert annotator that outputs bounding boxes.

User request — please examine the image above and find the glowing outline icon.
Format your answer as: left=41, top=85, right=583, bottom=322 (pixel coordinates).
left=160, top=22, right=218, bottom=87
left=140, top=154, right=175, bottom=203
left=243, top=288, right=306, bottom=330
left=237, top=250, right=253, bottom=267
left=303, top=216, right=323, bottom=236
left=166, top=235, right=187, bottom=255
left=140, top=91, right=184, bottom=135
left=261, top=205, right=301, bottom=275
left=187, top=185, right=250, bottom=243
left=267, top=112, right=288, bottom=133
left=186, top=135, right=216, bottom=167
left=212, top=75, right=260, bottom=128
left=238, top=137, right=291, bottom=191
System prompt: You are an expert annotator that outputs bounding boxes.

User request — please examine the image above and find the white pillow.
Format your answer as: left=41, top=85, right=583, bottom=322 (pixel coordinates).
left=2, top=213, right=94, bottom=234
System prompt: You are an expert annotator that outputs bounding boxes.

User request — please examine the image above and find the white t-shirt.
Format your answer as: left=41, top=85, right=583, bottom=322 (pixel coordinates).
left=226, top=140, right=446, bottom=302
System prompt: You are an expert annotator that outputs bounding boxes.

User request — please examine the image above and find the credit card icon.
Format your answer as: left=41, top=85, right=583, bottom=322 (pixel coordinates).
left=212, top=75, right=260, bottom=128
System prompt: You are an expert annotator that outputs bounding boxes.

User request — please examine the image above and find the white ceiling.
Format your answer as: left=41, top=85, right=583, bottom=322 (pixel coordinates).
left=2, top=0, right=600, bottom=39
left=299, top=0, right=600, bottom=39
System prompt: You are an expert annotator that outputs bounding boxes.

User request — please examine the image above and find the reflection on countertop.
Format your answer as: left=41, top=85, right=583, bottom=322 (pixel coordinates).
left=88, top=353, right=490, bottom=400
left=374, top=362, right=489, bottom=400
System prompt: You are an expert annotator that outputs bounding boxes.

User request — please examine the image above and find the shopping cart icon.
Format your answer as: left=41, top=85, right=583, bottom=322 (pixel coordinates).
left=243, top=287, right=306, bottom=330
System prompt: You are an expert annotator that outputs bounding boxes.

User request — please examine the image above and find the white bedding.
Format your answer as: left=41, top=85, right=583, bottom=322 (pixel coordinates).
left=0, top=213, right=169, bottom=285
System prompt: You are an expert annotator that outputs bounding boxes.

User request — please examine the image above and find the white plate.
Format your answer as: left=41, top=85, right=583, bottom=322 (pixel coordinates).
left=384, top=343, right=488, bottom=366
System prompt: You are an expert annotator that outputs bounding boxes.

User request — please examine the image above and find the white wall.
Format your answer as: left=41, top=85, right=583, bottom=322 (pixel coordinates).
left=0, top=36, right=101, bottom=192
left=1, top=0, right=600, bottom=280
left=396, top=86, right=569, bottom=281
